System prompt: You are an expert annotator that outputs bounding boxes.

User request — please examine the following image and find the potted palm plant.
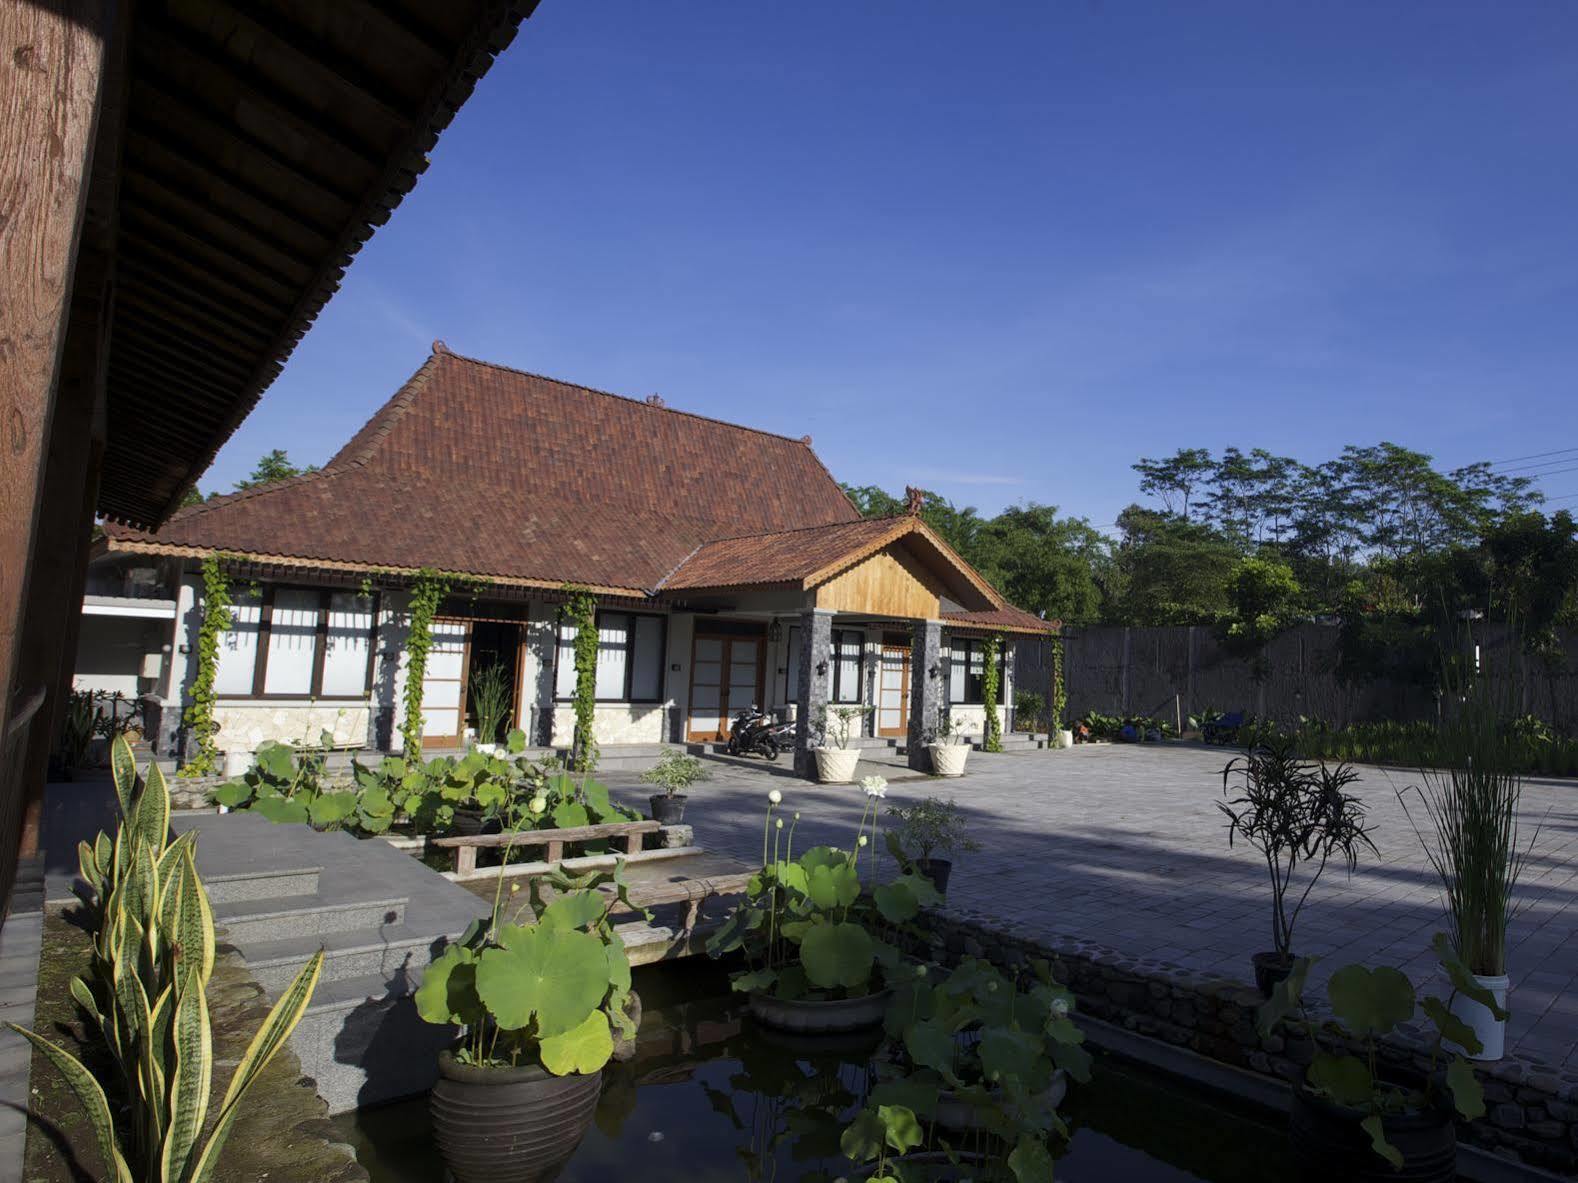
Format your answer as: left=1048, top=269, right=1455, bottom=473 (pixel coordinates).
left=812, top=703, right=867, bottom=783
left=640, top=746, right=710, bottom=824
left=1218, top=741, right=1377, bottom=997
left=416, top=809, right=647, bottom=1183
left=1400, top=683, right=1538, bottom=1061
left=884, top=796, right=980, bottom=894
left=1257, top=937, right=1496, bottom=1182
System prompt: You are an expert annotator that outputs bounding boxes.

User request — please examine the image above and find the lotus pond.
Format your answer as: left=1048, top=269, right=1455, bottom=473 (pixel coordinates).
left=332, top=960, right=1311, bottom=1182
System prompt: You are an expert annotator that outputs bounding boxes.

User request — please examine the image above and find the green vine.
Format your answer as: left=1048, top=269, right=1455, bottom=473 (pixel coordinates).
left=1050, top=629, right=1066, bottom=730
left=982, top=633, right=1003, bottom=753
left=400, top=568, right=450, bottom=761
left=179, top=553, right=233, bottom=776
left=563, top=587, right=599, bottom=773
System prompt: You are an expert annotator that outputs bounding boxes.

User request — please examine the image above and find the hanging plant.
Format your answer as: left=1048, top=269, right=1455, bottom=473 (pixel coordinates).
left=982, top=633, right=1003, bottom=753
left=400, top=568, right=450, bottom=761
left=179, top=553, right=233, bottom=776
left=563, top=587, right=599, bottom=773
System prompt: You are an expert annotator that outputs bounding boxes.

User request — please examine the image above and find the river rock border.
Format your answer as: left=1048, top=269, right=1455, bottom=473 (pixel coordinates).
left=916, top=906, right=1578, bottom=1176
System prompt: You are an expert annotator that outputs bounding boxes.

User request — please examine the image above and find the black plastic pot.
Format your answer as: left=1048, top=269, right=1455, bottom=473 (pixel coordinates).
left=748, top=989, right=892, bottom=1034
left=1288, top=1081, right=1455, bottom=1183
left=915, top=858, right=953, bottom=895
left=1253, top=951, right=1295, bottom=998
left=450, top=808, right=486, bottom=837
left=430, top=1052, right=602, bottom=1183
left=650, top=793, right=687, bottom=824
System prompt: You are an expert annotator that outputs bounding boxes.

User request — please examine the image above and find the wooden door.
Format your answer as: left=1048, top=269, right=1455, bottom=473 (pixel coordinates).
left=687, top=632, right=763, bottom=742
left=877, top=645, right=910, bottom=737
left=420, top=619, right=470, bottom=748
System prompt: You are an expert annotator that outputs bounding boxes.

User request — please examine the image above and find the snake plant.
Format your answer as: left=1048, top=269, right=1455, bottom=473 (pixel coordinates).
left=8, top=735, right=323, bottom=1182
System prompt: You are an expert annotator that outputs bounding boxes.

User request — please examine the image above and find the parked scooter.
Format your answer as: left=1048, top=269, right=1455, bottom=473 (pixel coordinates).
left=727, top=705, right=795, bottom=761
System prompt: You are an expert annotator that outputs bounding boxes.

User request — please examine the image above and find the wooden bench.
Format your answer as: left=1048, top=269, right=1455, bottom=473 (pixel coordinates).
left=430, top=819, right=663, bottom=876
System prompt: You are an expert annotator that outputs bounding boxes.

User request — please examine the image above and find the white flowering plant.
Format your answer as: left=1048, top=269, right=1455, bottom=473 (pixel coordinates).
left=705, top=788, right=940, bottom=1001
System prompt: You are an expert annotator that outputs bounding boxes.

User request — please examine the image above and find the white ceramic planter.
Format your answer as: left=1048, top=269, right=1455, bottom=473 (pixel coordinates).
left=1448, top=972, right=1509, bottom=1061
left=813, top=747, right=861, bottom=783
left=1057, top=729, right=1074, bottom=750
left=928, top=743, right=970, bottom=777
left=473, top=742, right=498, bottom=756
left=222, top=749, right=252, bottom=778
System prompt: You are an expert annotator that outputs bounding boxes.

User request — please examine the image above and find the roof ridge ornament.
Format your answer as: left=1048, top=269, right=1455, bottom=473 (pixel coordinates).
left=432, top=339, right=449, bottom=354
left=904, top=486, right=925, bottom=515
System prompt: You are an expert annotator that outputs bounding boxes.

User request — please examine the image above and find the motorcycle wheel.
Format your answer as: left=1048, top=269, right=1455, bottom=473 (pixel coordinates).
left=762, top=738, right=780, bottom=762
left=727, top=736, right=739, bottom=756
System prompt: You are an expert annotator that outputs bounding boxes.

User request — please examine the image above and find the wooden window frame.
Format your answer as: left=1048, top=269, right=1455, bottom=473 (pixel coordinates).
left=947, top=637, right=1006, bottom=706
left=234, top=586, right=380, bottom=702
left=552, top=610, right=669, bottom=704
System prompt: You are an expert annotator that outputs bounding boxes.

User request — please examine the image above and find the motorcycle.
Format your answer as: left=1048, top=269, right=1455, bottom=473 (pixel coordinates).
left=727, top=705, right=795, bottom=761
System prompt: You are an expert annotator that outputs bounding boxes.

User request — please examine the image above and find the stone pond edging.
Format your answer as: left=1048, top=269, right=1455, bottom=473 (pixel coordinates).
left=917, top=905, right=1578, bottom=1177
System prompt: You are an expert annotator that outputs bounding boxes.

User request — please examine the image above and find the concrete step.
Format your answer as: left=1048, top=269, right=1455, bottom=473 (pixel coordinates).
left=204, top=865, right=321, bottom=906
left=241, top=925, right=451, bottom=996
left=294, top=972, right=456, bottom=1112
left=213, top=894, right=407, bottom=945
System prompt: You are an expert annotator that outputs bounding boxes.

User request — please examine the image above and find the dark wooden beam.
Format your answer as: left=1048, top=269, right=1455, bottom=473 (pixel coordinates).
left=0, top=0, right=114, bottom=901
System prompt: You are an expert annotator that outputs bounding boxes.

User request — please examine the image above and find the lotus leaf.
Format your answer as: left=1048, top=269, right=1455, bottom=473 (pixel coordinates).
left=254, top=742, right=297, bottom=781
left=1432, top=932, right=1509, bottom=1020
left=1328, top=964, right=1414, bottom=1037
left=414, top=945, right=481, bottom=1026
left=1360, top=1114, right=1404, bottom=1170
left=839, top=1109, right=885, bottom=1163
left=211, top=782, right=253, bottom=808
left=872, top=880, right=920, bottom=923
left=806, top=862, right=860, bottom=910
left=904, top=1017, right=957, bottom=1079
left=1445, top=1054, right=1485, bottom=1119
left=981, top=1027, right=1049, bottom=1091
left=538, top=1008, right=614, bottom=1075
left=307, top=791, right=359, bottom=829
left=540, top=891, right=606, bottom=931
left=1420, top=996, right=1481, bottom=1057
left=1306, top=1051, right=1373, bottom=1106
left=1007, top=1134, right=1054, bottom=1183
left=800, top=921, right=873, bottom=989
left=476, top=924, right=611, bottom=1036
left=252, top=796, right=310, bottom=826
left=869, top=1077, right=940, bottom=1119
left=877, top=1104, right=923, bottom=1154
left=552, top=801, right=591, bottom=830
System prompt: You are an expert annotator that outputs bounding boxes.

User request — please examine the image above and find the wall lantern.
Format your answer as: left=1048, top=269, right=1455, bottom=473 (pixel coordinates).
left=767, top=618, right=783, bottom=644
left=928, top=662, right=941, bottom=680
left=815, top=659, right=828, bottom=677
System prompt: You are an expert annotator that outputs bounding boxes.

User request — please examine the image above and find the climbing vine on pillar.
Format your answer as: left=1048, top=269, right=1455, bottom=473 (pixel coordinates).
left=179, top=552, right=233, bottom=777
left=563, top=587, right=599, bottom=773
left=1050, top=629, right=1066, bottom=731
left=982, top=633, right=1004, bottom=752
left=400, top=568, right=449, bottom=761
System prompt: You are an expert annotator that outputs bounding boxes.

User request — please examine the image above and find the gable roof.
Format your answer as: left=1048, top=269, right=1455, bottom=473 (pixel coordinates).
left=103, top=347, right=860, bottom=593
left=657, top=515, right=1003, bottom=612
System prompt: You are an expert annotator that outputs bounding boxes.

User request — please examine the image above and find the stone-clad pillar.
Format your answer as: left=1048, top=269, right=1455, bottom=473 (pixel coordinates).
left=793, top=608, right=834, bottom=778
left=907, top=620, right=944, bottom=771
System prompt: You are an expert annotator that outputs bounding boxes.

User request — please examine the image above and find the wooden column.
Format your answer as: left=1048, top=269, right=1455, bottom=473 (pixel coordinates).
left=0, top=1, right=114, bottom=904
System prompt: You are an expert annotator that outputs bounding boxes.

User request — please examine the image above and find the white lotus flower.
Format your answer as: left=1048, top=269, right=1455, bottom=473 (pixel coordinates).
left=529, top=795, right=547, bottom=814
left=768, top=789, right=783, bottom=805
left=860, top=776, right=888, bottom=798
left=858, top=835, right=868, bottom=847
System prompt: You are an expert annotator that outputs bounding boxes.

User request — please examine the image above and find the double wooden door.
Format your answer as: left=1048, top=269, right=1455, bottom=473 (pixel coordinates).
left=877, top=644, right=910, bottom=737
left=419, top=619, right=471, bottom=747
left=687, top=632, right=763, bottom=742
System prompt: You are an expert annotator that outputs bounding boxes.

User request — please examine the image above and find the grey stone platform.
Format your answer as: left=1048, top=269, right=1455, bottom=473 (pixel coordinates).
left=0, top=857, right=44, bottom=1181
left=172, top=811, right=489, bottom=1114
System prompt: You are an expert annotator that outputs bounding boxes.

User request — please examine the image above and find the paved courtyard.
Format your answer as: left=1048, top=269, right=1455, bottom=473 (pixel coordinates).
left=604, top=742, right=1578, bottom=1070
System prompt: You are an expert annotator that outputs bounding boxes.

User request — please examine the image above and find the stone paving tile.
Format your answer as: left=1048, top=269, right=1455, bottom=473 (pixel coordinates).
left=605, top=743, right=1578, bottom=1071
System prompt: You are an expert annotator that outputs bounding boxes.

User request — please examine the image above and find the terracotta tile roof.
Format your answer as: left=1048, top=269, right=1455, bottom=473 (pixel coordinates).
left=657, top=517, right=910, bottom=591
left=941, top=605, right=1056, bottom=635
left=658, top=514, right=1004, bottom=612
left=104, top=347, right=861, bottom=592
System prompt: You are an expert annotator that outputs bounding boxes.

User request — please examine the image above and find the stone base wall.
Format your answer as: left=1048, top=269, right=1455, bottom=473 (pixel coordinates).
left=212, top=701, right=371, bottom=753
left=548, top=704, right=667, bottom=746
left=916, top=907, right=1578, bottom=1176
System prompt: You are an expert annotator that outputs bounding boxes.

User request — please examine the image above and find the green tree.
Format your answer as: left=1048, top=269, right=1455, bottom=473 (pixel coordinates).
left=1132, top=448, right=1215, bottom=522
left=970, top=504, right=1108, bottom=625
left=1106, top=506, right=1239, bottom=625
left=235, top=449, right=317, bottom=490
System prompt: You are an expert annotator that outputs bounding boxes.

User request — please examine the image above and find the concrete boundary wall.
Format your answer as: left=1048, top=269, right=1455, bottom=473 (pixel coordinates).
left=1015, top=624, right=1578, bottom=730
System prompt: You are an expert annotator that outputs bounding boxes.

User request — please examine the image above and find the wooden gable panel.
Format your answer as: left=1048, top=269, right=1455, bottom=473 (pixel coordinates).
left=814, top=546, right=943, bottom=620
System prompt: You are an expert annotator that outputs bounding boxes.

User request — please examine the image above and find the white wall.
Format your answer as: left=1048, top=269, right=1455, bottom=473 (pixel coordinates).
left=73, top=615, right=166, bottom=697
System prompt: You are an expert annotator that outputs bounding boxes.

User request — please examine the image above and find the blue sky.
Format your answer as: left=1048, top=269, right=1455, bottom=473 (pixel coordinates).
left=202, top=1, right=1578, bottom=529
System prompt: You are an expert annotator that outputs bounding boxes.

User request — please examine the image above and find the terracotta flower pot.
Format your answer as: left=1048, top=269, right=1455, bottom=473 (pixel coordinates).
left=430, top=1051, right=602, bottom=1183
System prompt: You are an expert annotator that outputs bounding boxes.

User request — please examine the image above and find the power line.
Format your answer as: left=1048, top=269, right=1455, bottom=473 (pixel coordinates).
left=1523, top=463, right=1578, bottom=483
left=1488, top=445, right=1578, bottom=468
left=1490, top=455, right=1578, bottom=476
